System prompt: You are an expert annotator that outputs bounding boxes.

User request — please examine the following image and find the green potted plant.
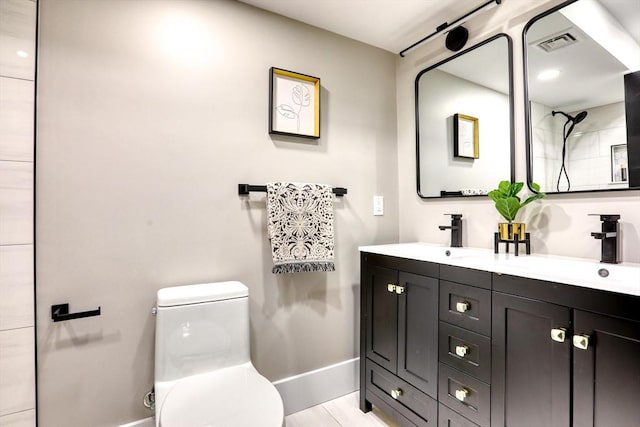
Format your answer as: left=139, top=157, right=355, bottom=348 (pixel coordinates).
left=488, top=181, right=545, bottom=240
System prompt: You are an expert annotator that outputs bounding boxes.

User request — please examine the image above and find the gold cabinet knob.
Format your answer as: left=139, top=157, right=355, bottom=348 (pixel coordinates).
left=551, top=328, right=566, bottom=343
left=454, top=388, right=469, bottom=402
left=455, top=345, right=469, bottom=358
left=395, top=285, right=405, bottom=294
left=390, top=388, right=403, bottom=399
left=573, top=334, right=590, bottom=350
left=387, top=283, right=396, bottom=293
left=456, top=301, right=470, bottom=313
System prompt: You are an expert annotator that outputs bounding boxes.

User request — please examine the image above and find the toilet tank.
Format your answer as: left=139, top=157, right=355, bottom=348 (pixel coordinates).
left=155, top=281, right=251, bottom=382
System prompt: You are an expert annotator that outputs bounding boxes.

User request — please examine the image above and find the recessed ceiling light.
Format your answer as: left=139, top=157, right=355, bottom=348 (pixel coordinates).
left=16, top=50, right=29, bottom=58
left=537, top=69, right=561, bottom=80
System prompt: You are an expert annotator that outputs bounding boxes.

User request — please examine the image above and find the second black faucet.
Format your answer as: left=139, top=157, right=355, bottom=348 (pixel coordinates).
left=439, top=214, right=463, bottom=247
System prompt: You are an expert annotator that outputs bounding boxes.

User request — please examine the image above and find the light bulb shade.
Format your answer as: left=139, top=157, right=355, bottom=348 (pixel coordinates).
left=446, top=26, right=469, bottom=52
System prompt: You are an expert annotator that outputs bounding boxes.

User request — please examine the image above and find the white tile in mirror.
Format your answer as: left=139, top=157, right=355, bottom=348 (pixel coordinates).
left=0, top=77, right=34, bottom=161
left=0, top=0, right=36, bottom=81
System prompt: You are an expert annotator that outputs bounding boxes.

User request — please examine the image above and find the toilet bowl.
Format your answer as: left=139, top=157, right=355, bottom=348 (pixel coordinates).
left=154, top=281, right=284, bottom=427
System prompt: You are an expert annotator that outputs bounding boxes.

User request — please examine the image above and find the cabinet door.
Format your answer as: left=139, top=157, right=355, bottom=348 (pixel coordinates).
left=491, top=292, right=571, bottom=427
left=365, top=265, right=398, bottom=372
left=397, top=272, right=438, bottom=398
left=573, top=311, right=640, bottom=427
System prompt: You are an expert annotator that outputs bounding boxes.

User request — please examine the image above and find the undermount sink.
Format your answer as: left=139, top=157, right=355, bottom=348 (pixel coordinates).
left=494, top=254, right=640, bottom=293
left=363, top=243, right=493, bottom=262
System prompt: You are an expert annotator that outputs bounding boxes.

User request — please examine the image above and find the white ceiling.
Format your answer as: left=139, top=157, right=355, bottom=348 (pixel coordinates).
left=238, top=0, right=490, bottom=54
left=239, top=0, right=640, bottom=55
left=526, top=9, right=629, bottom=111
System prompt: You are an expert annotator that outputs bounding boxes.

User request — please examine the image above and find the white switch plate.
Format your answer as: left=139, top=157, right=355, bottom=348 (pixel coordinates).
left=373, top=196, right=384, bottom=216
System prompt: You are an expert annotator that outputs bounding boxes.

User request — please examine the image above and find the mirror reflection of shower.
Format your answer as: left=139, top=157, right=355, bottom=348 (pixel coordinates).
left=552, top=110, right=588, bottom=191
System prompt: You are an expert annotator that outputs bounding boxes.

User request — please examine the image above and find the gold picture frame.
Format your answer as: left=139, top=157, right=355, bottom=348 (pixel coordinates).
left=453, top=113, right=479, bottom=159
left=269, top=67, right=320, bottom=139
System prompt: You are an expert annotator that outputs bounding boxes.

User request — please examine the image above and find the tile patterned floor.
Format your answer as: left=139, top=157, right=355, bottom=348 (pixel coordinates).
left=285, top=392, right=398, bottom=427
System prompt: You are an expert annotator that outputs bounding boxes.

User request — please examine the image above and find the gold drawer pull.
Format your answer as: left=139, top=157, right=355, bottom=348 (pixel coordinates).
left=455, top=345, right=469, bottom=357
left=390, top=388, right=403, bottom=399
left=573, top=334, right=590, bottom=350
left=551, top=328, right=566, bottom=343
left=454, top=388, right=469, bottom=402
left=456, top=301, right=470, bottom=313
left=395, top=285, right=405, bottom=294
left=387, top=283, right=396, bottom=293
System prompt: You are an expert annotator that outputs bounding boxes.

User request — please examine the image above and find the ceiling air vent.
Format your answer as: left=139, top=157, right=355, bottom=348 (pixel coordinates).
left=535, top=31, right=579, bottom=53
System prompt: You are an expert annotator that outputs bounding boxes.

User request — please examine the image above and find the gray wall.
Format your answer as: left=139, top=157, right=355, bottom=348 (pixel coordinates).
left=35, top=0, right=398, bottom=425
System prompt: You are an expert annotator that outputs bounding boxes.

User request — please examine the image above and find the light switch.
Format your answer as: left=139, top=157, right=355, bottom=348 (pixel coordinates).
left=373, top=196, right=384, bottom=216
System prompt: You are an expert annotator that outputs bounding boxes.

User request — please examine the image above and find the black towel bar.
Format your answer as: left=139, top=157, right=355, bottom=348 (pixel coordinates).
left=238, top=184, right=347, bottom=197
left=51, top=303, right=101, bottom=322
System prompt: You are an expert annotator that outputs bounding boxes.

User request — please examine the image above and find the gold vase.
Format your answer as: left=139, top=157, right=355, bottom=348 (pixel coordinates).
left=498, top=222, right=526, bottom=241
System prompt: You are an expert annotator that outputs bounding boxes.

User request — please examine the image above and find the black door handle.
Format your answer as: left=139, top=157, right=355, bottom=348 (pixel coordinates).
left=51, top=303, right=101, bottom=322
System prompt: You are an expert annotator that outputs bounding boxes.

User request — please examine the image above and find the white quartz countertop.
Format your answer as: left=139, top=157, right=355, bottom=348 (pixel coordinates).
left=359, top=243, right=640, bottom=297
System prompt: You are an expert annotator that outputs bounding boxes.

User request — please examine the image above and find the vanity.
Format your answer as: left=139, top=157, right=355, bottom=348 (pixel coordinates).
left=358, top=243, right=640, bottom=427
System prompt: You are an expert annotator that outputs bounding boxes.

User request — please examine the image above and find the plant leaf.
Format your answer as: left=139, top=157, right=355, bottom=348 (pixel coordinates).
left=498, top=180, right=511, bottom=195
left=495, top=197, right=520, bottom=222
left=510, top=182, right=524, bottom=197
left=487, top=190, right=502, bottom=202
left=531, top=182, right=541, bottom=192
left=522, top=193, right=545, bottom=207
left=276, top=104, right=298, bottom=119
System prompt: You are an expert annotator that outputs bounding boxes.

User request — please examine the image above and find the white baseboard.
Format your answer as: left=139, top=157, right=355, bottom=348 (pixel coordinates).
left=273, top=357, right=360, bottom=416
left=119, top=417, right=154, bottom=427
left=119, top=357, right=360, bottom=425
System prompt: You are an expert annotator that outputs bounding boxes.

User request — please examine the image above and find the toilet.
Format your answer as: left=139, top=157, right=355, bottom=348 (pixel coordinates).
left=154, top=281, right=284, bottom=427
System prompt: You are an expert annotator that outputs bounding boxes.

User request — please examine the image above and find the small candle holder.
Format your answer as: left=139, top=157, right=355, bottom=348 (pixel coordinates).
left=494, top=232, right=531, bottom=256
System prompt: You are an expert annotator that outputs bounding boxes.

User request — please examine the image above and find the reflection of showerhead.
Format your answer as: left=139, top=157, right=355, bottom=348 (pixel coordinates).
left=574, top=110, right=588, bottom=124
left=553, top=109, right=588, bottom=192
left=552, top=110, right=588, bottom=124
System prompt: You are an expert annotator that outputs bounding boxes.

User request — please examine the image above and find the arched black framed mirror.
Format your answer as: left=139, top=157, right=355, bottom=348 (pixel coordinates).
left=523, top=0, right=640, bottom=194
left=416, top=33, right=514, bottom=198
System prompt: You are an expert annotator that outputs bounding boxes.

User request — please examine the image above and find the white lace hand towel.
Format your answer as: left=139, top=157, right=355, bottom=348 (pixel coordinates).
left=266, top=182, right=335, bottom=274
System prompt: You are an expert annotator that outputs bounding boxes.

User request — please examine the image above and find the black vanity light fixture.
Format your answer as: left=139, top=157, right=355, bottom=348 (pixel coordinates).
left=399, top=0, right=502, bottom=57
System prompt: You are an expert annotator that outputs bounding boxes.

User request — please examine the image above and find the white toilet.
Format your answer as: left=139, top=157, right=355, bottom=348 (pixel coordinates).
left=154, top=281, right=284, bottom=427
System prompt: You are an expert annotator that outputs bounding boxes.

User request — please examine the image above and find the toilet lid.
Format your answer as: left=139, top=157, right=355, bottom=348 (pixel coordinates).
left=160, top=366, right=284, bottom=427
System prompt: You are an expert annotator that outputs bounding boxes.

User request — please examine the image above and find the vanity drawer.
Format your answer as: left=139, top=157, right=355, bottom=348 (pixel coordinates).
left=440, top=265, right=491, bottom=290
left=439, top=322, right=491, bottom=383
left=440, top=281, right=491, bottom=336
left=366, top=360, right=437, bottom=424
left=438, top=403, right=480, bottom=427
left=365, top=390, right=428, bottom=427
left=439, top=363, right=490, bottom=427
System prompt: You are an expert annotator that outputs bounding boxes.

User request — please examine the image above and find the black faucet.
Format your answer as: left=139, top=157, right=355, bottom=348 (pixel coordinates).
left=439, top=214, right=463, bottom=248
left=590, top=214, right=620, bottom=264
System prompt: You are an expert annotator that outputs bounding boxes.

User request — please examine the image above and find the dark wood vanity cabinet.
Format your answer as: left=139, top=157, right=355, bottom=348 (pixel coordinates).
left=361, top=251, right=640, bottom=427
left=437, top=266, right=492, bottom=427
left=572, top=311, right=640, bottom=426
left=360, top=253, right=439, bottom=425
left=492, top=274, right=640, bottom=427
left=491, top=292, right=571, bottom=427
